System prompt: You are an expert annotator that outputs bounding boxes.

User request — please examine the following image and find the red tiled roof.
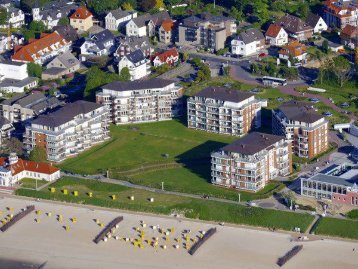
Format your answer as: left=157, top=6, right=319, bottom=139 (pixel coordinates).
left=70, top=6, right=93, bottom=20
left=155, top=48, right=179, bottom=63
left=0, top=157, right=59, bottom=176
left=279, top=40, right=307, bottom=57
left=12, top=32, right=68, bottom=62
left=341, top=24, right=358, bottom=37
left=161, top=19, right=175, bottom=32
left=266, top=24, right=283, bottom=38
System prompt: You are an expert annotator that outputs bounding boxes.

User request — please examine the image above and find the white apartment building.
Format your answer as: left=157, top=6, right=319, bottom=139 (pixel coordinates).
left=187, top=87, right=266, bottom=136
left=231, top=28, right=265, bottom=56
left=96, top=78, right=184, bottom=124
left=0, top=7, right=24, bottom=28
left=105, top=9, right=137, bottom=31
left=118, top=49, right=150, bottom=81
left=24, top=101, right=109, bottom=162
left=272, top=101, right=328, bottom=159
left=0, top=60, right=28, bottom=80
left=211, top=132, right=292, bottom=192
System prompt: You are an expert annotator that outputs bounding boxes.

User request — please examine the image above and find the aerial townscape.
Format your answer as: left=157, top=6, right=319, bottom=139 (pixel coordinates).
left=0, top=0, right=357, bottom=268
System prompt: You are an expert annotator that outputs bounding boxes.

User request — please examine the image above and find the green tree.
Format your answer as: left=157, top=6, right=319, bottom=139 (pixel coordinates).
left=20, top=0, right=51, bottom=13
left=332, top=56, right=352, bottom=87
left=322, top=40, right=329, bottom=54
left=122, top=2, right=134, bottom=10
left=0, top=7, right=8, bottom=26
left=29, top=20, right=47, bottom=32
left=229, top=7, right=243, bottom=22
left=182, top=51, right=189, bottom=62
left=27, top=62, right=42, bottom=78
left=155, top=0, right=165, bottom=9
left=29, top=145, right=47, bottom=163
left=58, top=17, right=69, bottom=26
left=87, top=0, right=120, bottom=14
left=297, top=3, right=309, bottom=20
left=139, top=0, right=156, bottom=11
left=119, top=67, right=131, bottom=81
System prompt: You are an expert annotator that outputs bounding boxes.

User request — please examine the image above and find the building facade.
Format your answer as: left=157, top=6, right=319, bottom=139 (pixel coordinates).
left=272, top=101, right=328, bottom=159
left=301, top=163, right=358, bottom=207
left=231, top=28, right=265, bottom=56
left=276, top=14, right=314, bottom=41
left=211, top=132, right=292, bottom=192
left=96, top=78, right=184, bottom=124
left=70, top=6, right=93, bottom=32
left=24, top=101, right=109, bottom=162
left=187, top=87, right=265, bottom=136
left=105, top=9, right=137, bottom=31
left=323, top=0, right=358, bottom=29
left=118, top=49, right=150, bottom=81
left=265, top=24, right=288, bottom=46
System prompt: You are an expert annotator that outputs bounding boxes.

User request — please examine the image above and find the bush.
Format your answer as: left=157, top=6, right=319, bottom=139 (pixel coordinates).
left=347, top=209, right=358, bottom=219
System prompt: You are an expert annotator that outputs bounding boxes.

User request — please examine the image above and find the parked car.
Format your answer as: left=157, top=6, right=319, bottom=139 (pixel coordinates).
left=323, top=111, right=333, bottom=117
left=259, top=52, right=267, bottom=57
left=340, top=102, right=350, bottom=108
left=310, top=98, right=320, bottom=103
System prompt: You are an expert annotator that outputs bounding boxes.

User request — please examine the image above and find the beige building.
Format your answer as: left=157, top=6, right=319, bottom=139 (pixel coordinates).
left=42, top=52, right=81, bottom=80
left=70, top=6, right=93, bottom=32
left=211, top=132, right=292, bottom=192
left=187, top=87, right=266, bottom=136
left=272, top=101, right=328, bottom=159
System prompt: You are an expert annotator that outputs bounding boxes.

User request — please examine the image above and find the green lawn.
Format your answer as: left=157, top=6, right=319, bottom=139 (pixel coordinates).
left=16, top=177, right=314, bottom=232
left=129, top=165, right=284, bottom=201
left=59, top=119, right=236, bottom=174
left=20, top=178, right=48, bottom=189
left=313, top=217, right=358, bottom=240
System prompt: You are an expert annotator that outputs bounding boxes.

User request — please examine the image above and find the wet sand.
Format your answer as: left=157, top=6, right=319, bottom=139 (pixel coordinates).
left=0, top=197, right=357, bottom=269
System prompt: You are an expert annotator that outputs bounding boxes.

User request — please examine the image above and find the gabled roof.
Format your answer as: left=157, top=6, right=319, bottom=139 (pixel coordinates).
left=0, top=157, right=59, bottom=176
left=70, top=6, right=92, bottom=20
left=125, top=49, right=146, bottom=64
left=194, top=87, right=254, bottom=103
left=279, top=40, right=307, bottom=57
left=53, top=25, right=79, bottom=42
left=50, top=52, right=79, bottom=69
left=150, top=11, right=171, bottom=26
left=154, top=48, right=178, bottom=63
left=277, top=14, right=313, bottom=34
left=306, top=13, right=323, bottom=28
left=221, top=132, right=285, bottom=155
left=87, top=29, right=114, bottom=50
left=266, top=24, right=284, bottom=38
left=341, top=24, right=358, bottom=37
left=161, top=19, right=175, bottom=32
left=108, top=8, right=131, bottom=20
left=235, top=28, right=264, bottom=44
left=131, top=13, right=152, bottom=28
left=12, top=32, right=68, bottom=62
left=278, top=100, right=323, bottom=123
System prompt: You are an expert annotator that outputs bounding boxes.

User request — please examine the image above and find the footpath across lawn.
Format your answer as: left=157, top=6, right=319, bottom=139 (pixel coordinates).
left=16, top=177, right=314, bottom=232
left=313, top=217, right=358, bottom=240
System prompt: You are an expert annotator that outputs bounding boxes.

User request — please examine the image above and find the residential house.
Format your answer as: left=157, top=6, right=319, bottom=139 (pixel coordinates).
left=178, top=13, right=237, bottom=51
left=31, top=0, right=79, bottom=29
left=70, top=6, right=93, bottom=32
left=341, top=24, right=358, bottom=48
left=24, top=100, right=109, bottom=162
left=11, top=32, right=71, bottom=64
left=306, top=13, right=328, bottom=33
left=105, top=8, right=137, bottom=31
left=42, top=52, right=81, bottom=80
left=0, top=116, right=14, bottom=146
left=114, top=36, right=153, bottom=58
left=118, top=49, right=150, bottom=81
left=301, top=163, right=358, bottom=207
left=187, top=87, right=266, bottom=136
left=272, top=100, right=328, bottom=159
left=159, top=19, right=176, bottom=44
left=0, top=77, right=38, bottom=93
left=211, top=132, right=292, bottom=192
left=279, top=40, right=308, bottom=62
left=0, top=33, right=24, bottom=53
left=0, top=153, right=60, bottom=187
left=276, top=14, right=314, bottom=41
left=265, top=24, right=288, bottom=46
left=80, top=29, right=115, bottom=56
left=126, top=13, right=152, bottom=37
left=0, top=6, right=24, bottom=28
left=96, top=78, right=184, bottom=125
left=53, top=25, right=80, bottom=43
left=153, top=48, right=179, bottom=67
left=0, top=92, right=62, bottom=124
left=323, top=0, right=358, bottom=29
left=231, top=28, right=265, bottom=56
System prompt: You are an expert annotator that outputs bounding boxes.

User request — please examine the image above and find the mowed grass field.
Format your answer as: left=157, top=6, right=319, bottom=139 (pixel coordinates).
left=314, top=217, right=358, bottom=240
left=59, top=119, right=236, bottom=174
left=129, top=165, right=284, bottom=201
left=16, top=177, right=314, bottom=232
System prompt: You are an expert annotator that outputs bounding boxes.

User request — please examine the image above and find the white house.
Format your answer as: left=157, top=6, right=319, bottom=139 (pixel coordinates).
left=279, top=40, right=308, bottom=62
left=125, top=14, right=152, bottom=37
left=0, top=77, right=38, bottom=93
left=118, top=49, right=150, bottom=81
left=307, top=13, right=328, bottom=33
left=105, top=9, right=137, bottom=31
left=0, top=7, right=24, bottom=28
left=80, top=29, right=115, bottom=56
left=0, top=60, right=28, bottom=80
left=152, top=48, right=179, bottom=67
left=0, top=153, right=61, bottom=187
left=231, top=28, right=265, bottom=56
left=265, top=24, right=288, bottom=46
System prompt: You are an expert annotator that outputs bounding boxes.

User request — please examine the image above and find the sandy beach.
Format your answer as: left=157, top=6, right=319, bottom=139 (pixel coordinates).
left=0, top=196, right=357, bottom=269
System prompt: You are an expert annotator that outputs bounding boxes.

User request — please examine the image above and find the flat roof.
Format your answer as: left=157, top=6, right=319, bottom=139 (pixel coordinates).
left=221, top=132, right=285, bottom=155
left=308, top=173, right=357, bottom=187
left=195, top=87, right=254, bottom=103
left=102, top=78, right=175, bottom=92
